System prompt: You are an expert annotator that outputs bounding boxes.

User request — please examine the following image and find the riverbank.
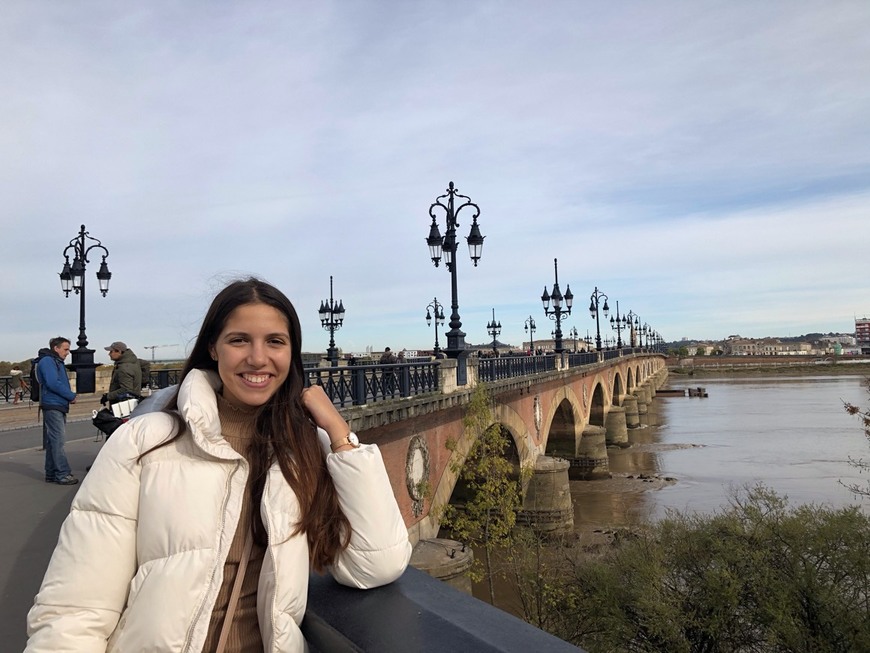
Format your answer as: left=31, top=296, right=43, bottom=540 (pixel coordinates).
left=668, top=361, right=870, bottom=378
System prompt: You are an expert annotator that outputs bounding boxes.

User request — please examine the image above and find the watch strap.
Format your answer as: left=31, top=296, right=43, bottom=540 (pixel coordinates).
left=330, top=432, right=359, bottom=452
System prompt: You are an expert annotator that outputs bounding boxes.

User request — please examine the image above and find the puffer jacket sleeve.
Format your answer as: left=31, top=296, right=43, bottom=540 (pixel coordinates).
left=25, top=412, right=176, bottom=653
left=320, top=430, right=412, bottom=589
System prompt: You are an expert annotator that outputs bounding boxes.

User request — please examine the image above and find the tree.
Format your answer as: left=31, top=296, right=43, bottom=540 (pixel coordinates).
left=544, top=486, right=870, bottom=652
left=439, top=383, right=524, bottom=604
left=844, top=377, right=870, bottom=498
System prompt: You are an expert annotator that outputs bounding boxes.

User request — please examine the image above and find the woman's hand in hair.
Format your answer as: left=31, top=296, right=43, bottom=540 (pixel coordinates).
left=301, top=385, right=350, bottom=443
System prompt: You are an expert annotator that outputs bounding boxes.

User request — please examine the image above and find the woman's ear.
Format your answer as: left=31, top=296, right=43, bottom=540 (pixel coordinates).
left=209, top=346, right=217, bottom=361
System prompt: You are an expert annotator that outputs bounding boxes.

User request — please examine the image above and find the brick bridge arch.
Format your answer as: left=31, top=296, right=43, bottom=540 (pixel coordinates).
left=343, top=353, right=668, bottom=543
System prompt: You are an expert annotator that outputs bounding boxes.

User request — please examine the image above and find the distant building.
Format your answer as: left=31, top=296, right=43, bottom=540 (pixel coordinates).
left=726, top=337, right=812, bottom=356
left=819, top=334, right=857, bottom=346
left=857, top=317, right=870, bottom=354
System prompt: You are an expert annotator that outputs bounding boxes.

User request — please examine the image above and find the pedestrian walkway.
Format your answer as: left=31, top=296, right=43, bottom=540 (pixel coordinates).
left=0, top=394, right=103, bottom=432
left=0, top=394, right=107, bottom=650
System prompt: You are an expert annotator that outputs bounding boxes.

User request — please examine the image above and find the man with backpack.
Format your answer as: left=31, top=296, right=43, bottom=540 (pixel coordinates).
left=36, top=337, right=78, bottom=486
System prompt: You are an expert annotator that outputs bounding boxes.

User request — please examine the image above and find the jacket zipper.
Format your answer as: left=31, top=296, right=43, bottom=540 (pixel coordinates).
left=181, top=459, right=242, bottom=651
left=261, top=468, right=279, bottom=652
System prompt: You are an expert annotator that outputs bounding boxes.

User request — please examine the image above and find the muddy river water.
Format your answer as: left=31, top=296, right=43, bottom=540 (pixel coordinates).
left=571, top=373, right=870, bottom=535
left=471, top=373, right=870, bottom=611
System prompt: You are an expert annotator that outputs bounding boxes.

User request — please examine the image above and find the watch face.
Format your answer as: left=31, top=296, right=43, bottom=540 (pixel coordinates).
left=348, top=432, right=360, bottom=447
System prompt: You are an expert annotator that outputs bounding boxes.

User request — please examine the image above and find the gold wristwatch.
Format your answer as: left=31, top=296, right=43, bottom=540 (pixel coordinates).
left=330, top=431, right=360, bottom=452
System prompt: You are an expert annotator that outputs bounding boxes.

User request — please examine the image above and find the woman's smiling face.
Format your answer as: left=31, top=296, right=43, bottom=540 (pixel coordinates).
left=210, top=302, right=292, bottom=409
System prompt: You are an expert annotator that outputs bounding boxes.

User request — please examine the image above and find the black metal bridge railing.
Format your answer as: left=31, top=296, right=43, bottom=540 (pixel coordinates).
left=305, top=360, right=441, bottom=407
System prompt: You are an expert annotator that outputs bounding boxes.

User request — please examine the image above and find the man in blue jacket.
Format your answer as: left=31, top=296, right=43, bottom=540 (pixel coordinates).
left=36, top=337, right=78, bottom=485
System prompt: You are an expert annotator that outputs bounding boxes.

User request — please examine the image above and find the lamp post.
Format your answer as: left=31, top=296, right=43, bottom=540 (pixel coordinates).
left=624, top=310, right=638, bottom=347
left=486, top=308, right=501, bottom=354
left=568, top=326, right=579, bottom=352
left=58, top=224, right=111, bottom=393
left=524, top=316, right=536, bottom=354
left=318, top=275, right=345, bottom=366
left=541, top=258, right=573, bottom=354
left=588, top=286, right=610, bottom=352
left=609, top=300, right=625, bottom=348
left=426, top=181, right=485, bottom=385
left=425, top=297, right=446, bottom=355
left=584, top=331, right=594, bottom=352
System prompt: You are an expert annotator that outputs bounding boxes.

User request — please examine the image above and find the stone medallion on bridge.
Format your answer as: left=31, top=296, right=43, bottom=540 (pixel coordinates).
left=405, top=434, right=431, bottom=517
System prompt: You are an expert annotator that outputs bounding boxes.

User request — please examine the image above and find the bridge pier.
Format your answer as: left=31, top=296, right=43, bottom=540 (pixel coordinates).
left=604, top=406, right=629, bottom=447
left=622, top=395, right=640, bottom=428
left=567, top=425, right=610, bottom=480
left=409, top=537, right=475, bottom=594
left=633, top=388, right=649, bottom=414
left=516, top=455, right=574, bottom=535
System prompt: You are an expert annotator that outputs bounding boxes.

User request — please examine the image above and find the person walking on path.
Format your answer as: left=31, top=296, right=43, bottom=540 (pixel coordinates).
left=35, top=337, right=78, bottom=485
left=26, top=278, right=411, bottom=652
left=101, top=341, right=142, bottom=405
left=10, top=364, right=28, bottom=404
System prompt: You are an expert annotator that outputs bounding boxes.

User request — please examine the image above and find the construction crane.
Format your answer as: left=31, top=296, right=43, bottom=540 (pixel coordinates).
left=143, top=344, right=179, bottom=361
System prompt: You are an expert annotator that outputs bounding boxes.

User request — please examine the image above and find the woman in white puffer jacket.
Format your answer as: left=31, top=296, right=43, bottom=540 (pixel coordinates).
left=26, top=278, right=412, bottom=652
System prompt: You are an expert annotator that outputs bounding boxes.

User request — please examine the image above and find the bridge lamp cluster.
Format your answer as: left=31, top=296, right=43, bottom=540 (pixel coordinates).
left=318, top=275, right=345, bottom=367
left=58, top=224, right=112, bottom=393
left=486, top=308, right=502, bottom=353
left=541, top=258, right=573, bottom=354
left=425, top=181, right=485, bottom=385
left=588, top=287, right=610, bottom=352
left=425, top=297, right=446, bottom=354
left=524, top=316, right=536, bottom=353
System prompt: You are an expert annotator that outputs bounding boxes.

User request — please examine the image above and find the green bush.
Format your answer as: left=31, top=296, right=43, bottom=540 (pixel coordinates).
left=549, top=486, right=870, bottom=652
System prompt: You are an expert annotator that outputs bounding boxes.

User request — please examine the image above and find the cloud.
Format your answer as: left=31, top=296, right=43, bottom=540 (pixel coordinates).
left=2, top=1, right=869, bottom=363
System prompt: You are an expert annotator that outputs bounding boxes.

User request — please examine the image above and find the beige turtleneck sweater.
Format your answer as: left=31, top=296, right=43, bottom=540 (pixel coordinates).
left=202, top=394, right=267, bottom=653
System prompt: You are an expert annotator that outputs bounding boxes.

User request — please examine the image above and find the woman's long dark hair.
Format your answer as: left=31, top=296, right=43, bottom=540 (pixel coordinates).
left=158, top=278, right=350, bottom=571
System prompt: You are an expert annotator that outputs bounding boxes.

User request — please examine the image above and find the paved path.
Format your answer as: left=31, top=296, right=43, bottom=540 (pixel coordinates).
left=0, top=395, right=109, bottom=650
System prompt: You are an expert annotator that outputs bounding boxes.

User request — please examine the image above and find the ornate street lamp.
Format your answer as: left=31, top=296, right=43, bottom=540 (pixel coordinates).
left=584, top=330, right=594, bottom=352
left=524, top=316, right=536, bottom=354
left=486, top=308, right=501, bottom=354
left=58, top=224, right=111, bottom=393
left=641, top=323, right=652, bottom=349
left=624, top=310, right=639, bottom=347
left=568, top=326, right=579, bottom=353
left=426, top=181, right=485, bottom=385
left=588, top=286, right=610, bottom=352
left=425, top=297, right=446, bottom=355
left=609, top=300, right=626, bottom=349
left=541, top=258, right=573, bottom=354
left=318, top=275, right=345, bottom=366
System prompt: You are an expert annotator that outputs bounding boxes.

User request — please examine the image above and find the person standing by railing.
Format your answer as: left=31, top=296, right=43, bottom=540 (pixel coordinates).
left=380, top=347, right=398, bottom=395
left=10, top=364, right=28, bottom=404
left=26, top=278, right=411, bottom=653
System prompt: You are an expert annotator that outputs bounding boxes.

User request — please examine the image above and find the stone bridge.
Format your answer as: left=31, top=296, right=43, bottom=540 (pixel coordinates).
left=340, top=352, right=668, bottom=548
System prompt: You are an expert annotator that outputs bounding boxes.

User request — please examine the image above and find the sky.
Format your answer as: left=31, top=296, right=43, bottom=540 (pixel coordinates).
left=2, top=1, right=869, bottom=364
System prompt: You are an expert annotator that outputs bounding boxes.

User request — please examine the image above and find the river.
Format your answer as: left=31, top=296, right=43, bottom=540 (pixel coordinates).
left=571, top=373, right=870, bottom=537
left=467, top=373, right=870, bottom=614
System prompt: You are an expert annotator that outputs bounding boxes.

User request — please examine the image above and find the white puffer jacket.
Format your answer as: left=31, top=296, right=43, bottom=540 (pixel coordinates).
left=26, top=369, right=412, bottom=652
